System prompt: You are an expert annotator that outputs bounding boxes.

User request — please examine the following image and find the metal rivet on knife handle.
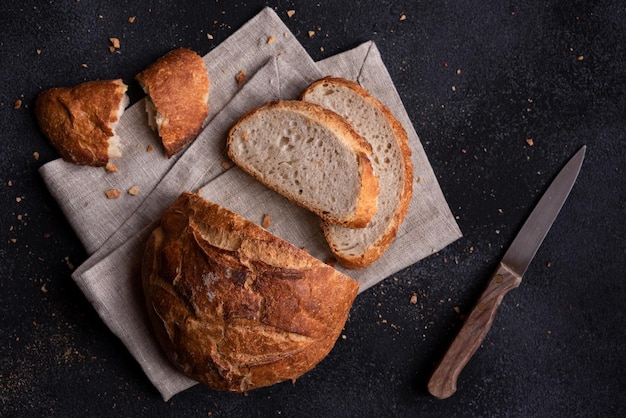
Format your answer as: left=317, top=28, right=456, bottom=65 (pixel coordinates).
left=427, top=146, right=586, bottom=400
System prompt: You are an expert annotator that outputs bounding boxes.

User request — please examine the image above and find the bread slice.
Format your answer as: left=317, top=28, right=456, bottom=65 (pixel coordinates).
left=142, top=192, right=359, bottom=392
left=135, top=48, right=210, bottom=158
left=34, top=79, right=129, bottom=166
left=227, top=100, right=379, bottom=228
left=302, top=77, right=413, bottom=269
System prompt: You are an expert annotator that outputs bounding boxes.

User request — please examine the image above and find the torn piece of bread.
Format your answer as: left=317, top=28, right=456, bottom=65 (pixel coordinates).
left=34, top=79, right=129, bottom=166
left=227, top=100, right=379, bottom=228
left=141, top=192, right=359, bottom=392
left=302, top=77, right=413, bottom=269
left=135, top=48, right=210, bottom=158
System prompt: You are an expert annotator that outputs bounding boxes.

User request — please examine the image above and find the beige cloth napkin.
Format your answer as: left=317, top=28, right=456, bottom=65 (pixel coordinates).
left=39, top=8, right=461, bottom=401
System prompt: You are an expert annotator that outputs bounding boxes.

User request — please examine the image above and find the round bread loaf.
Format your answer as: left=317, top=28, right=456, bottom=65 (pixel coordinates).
left=141, top=192, right=359, bottom=392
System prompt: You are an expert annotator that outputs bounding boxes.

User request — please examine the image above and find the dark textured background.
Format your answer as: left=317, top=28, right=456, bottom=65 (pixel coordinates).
left=1, top=1, right=625, bottom=416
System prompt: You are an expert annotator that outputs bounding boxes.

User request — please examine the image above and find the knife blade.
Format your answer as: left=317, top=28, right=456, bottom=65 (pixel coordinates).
left=427, top=145, right=586, bottom=400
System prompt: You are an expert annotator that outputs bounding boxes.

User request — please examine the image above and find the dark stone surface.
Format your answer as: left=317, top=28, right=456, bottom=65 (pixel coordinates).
left=1, top=1, right=624, bottom=416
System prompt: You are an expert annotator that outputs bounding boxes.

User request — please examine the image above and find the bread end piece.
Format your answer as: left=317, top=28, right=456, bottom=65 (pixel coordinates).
left=135, top=48, right=210, bottom=158
left=34, top=79, right=128, bottom=167
left=141, top=192, right=359, bottom=392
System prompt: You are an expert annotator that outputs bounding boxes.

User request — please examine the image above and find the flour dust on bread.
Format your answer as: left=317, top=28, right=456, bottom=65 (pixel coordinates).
left=34, top=79, right=129, bottom=167
left=302, top=77, right=413, bottom=269
left=227, top=100, right=379, bottom=228
left=136, top=48, right=210, bottom=158
left=141, top=192, right=359, bottom=392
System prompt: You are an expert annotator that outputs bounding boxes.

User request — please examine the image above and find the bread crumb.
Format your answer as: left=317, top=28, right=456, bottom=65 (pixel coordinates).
left=236, top=70, right=247, bottom=85
left=453, top=306, right=461, bottom=314
left=33, top=152, right=40, bottom=160
left=308, top=30, right=315, bottom=38
left=410, top=294, right=418, bottom=304
left=81, top=63, right=88, bottom=68
left=451, top=85, right=457, bottom=92
left=127, top=186, right=139, bottom=196
left=109, top=37, right=120, bottom=49
left=400, top=14, right=407, bottom=21
left=526, top=138, right=534, bottom=146
left=146, top=145, right=154, bottom=152
left=416, top=176, right=423, bottom=184
left=262, top=214, right=271, bottom=228
left=207, top=33, right=214, bottom=40
left=13, top=99, right=22, bottom=109
left=105, top=189, right=121, bottom=199
left=221, top=161, right=232, bottom=170
left=456, top=68, right=462, bottom=75
left=266, top=35, right=275, bottom=45
left=577, top=55, right=584, bottom=61
left=128, top=16, right=136, bottom=23
left=287, top=10, right=296, bottom=18
left=105, top=162, right=118, bottom=173
left=16, top=196, right=22, bottom=203
left=36, top=49, right=42, bottom=55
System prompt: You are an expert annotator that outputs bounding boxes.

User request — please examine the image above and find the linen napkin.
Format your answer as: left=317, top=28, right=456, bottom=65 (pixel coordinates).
left=39, top=8, right=462, bottom=401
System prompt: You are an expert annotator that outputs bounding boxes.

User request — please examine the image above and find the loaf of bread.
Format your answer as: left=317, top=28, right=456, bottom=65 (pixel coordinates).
left=302, top=77, right=413, bottom=269
left=136, top=48, right=210, bottom=158
left=226, top=100, right=379, bottom=228
left=141, top=192, right=360, bottom=392
left=34, top=79, right=129, bottom=166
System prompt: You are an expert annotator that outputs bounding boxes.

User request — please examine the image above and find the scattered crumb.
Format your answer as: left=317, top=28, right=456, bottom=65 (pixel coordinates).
left=236, top=69, right=247, bottom=85
left=13, top=99, right=22, bottom=109
left=109, top=37, right=121, bottom=53
left=16, top=196, right=22, bottom=203
left=577, top=55, right=584, bottom=61
left=341, top=334, right=346, bottom=340
left=105, top=162, right=118, bottom=173
left=7, top=180, right=12, bottom=186
left=451, top=85, right=457, bottom=92
left=546, top=261, right=552, bottom=267
left=33, top=152, right=40, bottom=160
left=410, top=294, right=418, bottom=304
left=127, top=186, right=139, bottom=196
left=416, top=176, right=423, bottom=184
left=128, top=16, right=136, bottom=23
left=266, top=35, right=275, bottom=45
left=221, top=161, right=232, bottom=170
left=308, top=30, right=315, bottom=38
left=146, top=145, right=154, bottom=152
left=287, top=10, right=296, bottom=18
left=105, top=189, right=121, bottom=199
left=453, top=306, right=461, bottom=314
left=456, top=68, right=461, bottom=75
left=81, top=63, right=88, bottom=68
left=261, top=214, right=271, bottom=228
left=461, top=148, right=467, bottom=154
left=400, top=14, right=407, bottom=21
left=36, top=49, right=42, bottom=55
left=526, top=138, right=534, bottom=146
left=207, top=33, right=214, bottom=40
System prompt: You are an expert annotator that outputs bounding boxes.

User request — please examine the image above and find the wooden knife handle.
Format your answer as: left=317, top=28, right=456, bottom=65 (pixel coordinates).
left=427, top=263, right=522, bottom=399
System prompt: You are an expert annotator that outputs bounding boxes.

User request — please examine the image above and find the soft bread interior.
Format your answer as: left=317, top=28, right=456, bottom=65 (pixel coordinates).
left=228, top=107, right=362, bottom=220
left=107, top=91, right=129, bottom=158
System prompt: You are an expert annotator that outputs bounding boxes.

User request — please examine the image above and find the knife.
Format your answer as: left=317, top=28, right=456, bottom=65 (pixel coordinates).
left=427, top=145, right=586, bottom=400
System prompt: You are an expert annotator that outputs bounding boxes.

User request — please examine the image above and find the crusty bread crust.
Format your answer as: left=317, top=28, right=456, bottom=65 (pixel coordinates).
left=302, top=77, right=414, bottom=269
left=136, top=48, right=210, bottom=158
left=227, top=100, right=379, bottom=228
left=34, top=79, right=128, bottom=166
left=141, top=192, right=359, bottom=392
